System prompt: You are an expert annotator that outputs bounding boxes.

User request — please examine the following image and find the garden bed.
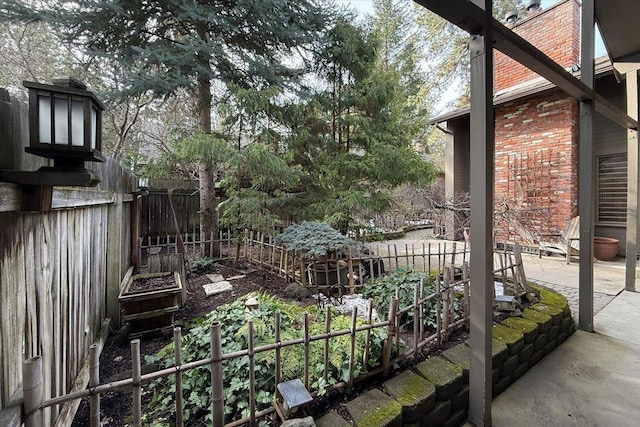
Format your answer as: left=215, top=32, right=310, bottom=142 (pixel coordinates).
left=75, top=260, right=462, bottom=426
left=73, top=261, right=315, bottom=426
left=118, top=271, right=183, bottom=337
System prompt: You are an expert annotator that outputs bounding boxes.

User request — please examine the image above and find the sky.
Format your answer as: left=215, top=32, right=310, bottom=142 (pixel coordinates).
left=336, top=1, right=562, bottom=18
left=336, top=0, right=605, bottom=56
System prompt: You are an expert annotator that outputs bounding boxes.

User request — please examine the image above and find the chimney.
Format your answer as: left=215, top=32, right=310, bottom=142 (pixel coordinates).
left=505, top=9, right=519, bottom=25
left=526, top=0, right=542, bottom=13
left=495, top=0, right=581, bottom=93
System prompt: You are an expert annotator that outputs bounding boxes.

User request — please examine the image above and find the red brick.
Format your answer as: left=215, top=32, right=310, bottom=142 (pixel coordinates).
left=495, top=0, right=580, bottom=93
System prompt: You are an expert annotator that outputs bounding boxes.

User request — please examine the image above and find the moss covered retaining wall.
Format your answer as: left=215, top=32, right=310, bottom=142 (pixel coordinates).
left=331, top=285, right=575, bottom=427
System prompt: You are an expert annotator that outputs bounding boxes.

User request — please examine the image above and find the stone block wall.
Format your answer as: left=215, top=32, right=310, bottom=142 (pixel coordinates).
left=326, top=285, right=575, bottom=427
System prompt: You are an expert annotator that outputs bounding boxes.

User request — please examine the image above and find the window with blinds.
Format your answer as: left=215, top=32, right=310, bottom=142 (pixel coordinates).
left=597, top=153, right=627, bottom=224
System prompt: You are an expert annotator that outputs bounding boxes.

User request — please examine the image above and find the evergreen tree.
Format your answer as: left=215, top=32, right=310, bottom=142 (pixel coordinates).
left=367, top=0, right=434, bottom=151
left=2, top=0, right=332, bottom=256
left=284, top=18, right=436, bottom=233
left=415, top=0, right=525, bottom=107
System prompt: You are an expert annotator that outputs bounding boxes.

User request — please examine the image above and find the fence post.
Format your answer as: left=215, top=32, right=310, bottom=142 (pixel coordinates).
left=174, top=328, right=184, bottom=427
left=107, top=192, right=124, bottom=328
left=89, top=344, right=100, bottom=427
left=363, top=300, right=373, bottom=370
left=300, top=255, right=307, bottom=286
left=248, top=319, right=255, bottom=426
left=303, top=313, right=310, bottom=390
left=436, top=269, right=442, bottom=348
left=413, top=284, right=424, bottom=359
left=275, top=310, right=282, bottom=386
left=348, top=308, right=358, bottom=389
left=131, top=193, right=141, bottom=269
left=23, top=356, right=43, bottom=427
left=131, top=340, right=142, bottom=427
left=347, top=248, right=355, bottom=294
left=211, top=322, right=224, bottom=427
left=443, top=266, right=451, bottom=344
left=323, top=309, right=331, bottom=382
left=382, top=297, right=398, bottom=377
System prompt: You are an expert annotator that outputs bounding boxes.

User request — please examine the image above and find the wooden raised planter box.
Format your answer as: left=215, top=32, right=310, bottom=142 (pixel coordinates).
left=118, top=270, right=183, bottom=337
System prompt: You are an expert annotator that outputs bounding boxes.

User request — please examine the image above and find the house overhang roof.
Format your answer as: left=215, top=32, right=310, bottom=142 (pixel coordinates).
left=430, top=58, right=614, bottom=125
left=415, top=0, right=637, bottom=130
left=596, top=0, right=640, bottom=77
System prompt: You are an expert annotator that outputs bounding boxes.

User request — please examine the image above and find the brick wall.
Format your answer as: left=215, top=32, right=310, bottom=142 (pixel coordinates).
left=494, top=89, right=579, bottom=243
left=495, top=0, right=580, bottom=93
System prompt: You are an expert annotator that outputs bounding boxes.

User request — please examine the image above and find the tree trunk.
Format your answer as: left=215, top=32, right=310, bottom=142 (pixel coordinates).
left=196, top=20, right=219, bottom=257
left=199, top=163, right=219, bottom=257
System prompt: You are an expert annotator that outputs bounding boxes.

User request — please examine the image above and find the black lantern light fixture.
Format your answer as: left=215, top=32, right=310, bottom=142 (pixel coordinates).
left=24, top=77, right=105, bottom=175
left=0, top=77, right=105, bottom=210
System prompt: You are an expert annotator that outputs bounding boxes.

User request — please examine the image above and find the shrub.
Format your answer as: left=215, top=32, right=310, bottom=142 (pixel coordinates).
left=189, top=256, right=218, bottom=273
left=363, top=269, right=437, bottom=327
left=144, top=292, right=387, bottom=425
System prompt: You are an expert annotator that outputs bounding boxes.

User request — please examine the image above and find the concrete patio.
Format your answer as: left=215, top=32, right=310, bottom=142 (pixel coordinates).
left=489, top=255, right=640, bottom=427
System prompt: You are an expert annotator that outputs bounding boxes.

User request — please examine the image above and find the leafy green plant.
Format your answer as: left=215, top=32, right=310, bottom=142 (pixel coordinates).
left=188, top=257, right=218, bottom=274
left=363, top=269, right=437, bottom=326
left=144, top=292, right=387, bottom=425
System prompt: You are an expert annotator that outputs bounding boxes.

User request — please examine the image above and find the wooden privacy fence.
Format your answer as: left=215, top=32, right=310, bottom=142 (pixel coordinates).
left=140, top=190, right=199, bottom=237
left=0, top=88, right=138, bottom=425
left=0, top=187, right=135, bottom=426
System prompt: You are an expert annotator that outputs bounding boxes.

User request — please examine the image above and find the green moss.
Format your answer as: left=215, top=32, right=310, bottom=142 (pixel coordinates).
left=348, top=389, right=402, bottom=427
left=356, top=400, right=402, bottom=427
left=531, top=285, right=570, bottom=315
left=415, top=357, right=462, bottom=386
left=399, top=377, right=431, bottom=406
left=442, top=344, right=470, bottom=373
left=530, top=303, right=564, bottom=324
left=502, top=317, right=538, bottom=334
left=492, top=339, right=509, bottom=365
left=522, top=308, right=552, bottom=331
left=492, top=324, right=524, bottom=346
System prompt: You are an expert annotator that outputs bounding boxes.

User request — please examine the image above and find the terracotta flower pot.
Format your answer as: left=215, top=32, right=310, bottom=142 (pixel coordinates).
left=593, top=237, right=619, bottom=261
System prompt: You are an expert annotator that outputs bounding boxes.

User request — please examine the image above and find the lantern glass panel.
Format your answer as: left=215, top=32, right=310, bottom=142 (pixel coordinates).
left=91, top=106, right=97, bottom=149
left=54, top=97, right=69, bottom=145
left=38, top=96, right=52, bottom=144
left=71, top=100, right=84, bottom=147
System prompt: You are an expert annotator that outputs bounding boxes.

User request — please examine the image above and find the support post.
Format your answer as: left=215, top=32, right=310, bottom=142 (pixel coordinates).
left=443, top=124, right=457, bottom=239
left=468, top=1, right=494, bottom=424
left=579, top=0, right=595, bottom=332
left=131, top=193, right=141, bottom=270
left=131, top=340, right=142, bottom=427
left=625, top=70, right=639, bottom=292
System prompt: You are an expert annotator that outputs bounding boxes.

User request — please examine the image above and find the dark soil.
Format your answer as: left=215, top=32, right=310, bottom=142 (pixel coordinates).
left=125, top=274, right=176, bottom=294
left=72, top=260, right=468, bottom=426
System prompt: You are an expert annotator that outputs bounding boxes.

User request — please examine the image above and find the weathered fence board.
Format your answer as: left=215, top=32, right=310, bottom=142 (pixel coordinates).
left=141, top=192, right=199, bottom=237
left=1, top=87, right=138, bottom=425
left=0, top=204, right=123, bottom=425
